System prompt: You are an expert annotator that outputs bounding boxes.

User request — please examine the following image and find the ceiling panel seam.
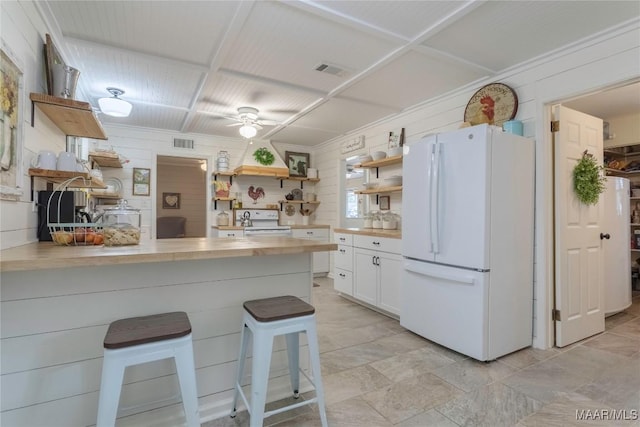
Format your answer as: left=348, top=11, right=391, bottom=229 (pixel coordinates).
left=410, top=45, right=496, bottom=75
left=180, top=0, right=256, bottom=132
left=282, top=0, right=409, bottom=44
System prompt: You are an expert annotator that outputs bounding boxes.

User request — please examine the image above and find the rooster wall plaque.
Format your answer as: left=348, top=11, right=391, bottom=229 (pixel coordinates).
left=464, top=83, right=517, bottom=127
left=248, top=186, right=265, bottom=204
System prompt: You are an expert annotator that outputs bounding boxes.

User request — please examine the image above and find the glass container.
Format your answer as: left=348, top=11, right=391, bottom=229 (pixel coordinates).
left=363, top=212, right=373, bottom=228
left=217, top=151, right=229, bottom=171
left=102, top=199, right=141, bottom=246
left=371, top=211, right=382, bottom=229
left=382, top=212, right=398, bottom=230
left=217, top=210, right=230, bottom=226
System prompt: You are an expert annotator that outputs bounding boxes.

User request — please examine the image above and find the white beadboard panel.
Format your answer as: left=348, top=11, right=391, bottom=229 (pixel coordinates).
left=48, top=1, right=238, bottom=65
left=223, top=1, right=401, bottom=92
left=341, top=50, right=488, bottom=111
left=96, top=102, right=189, bottom=132
left=269, top=124, right=340, bottom=146
left=423, top=1, right=640, bottom=71
left=311, top=0, right=465, bottom=40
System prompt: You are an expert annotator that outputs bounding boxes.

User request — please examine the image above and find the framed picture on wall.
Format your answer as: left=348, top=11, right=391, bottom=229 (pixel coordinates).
left=379, top=195, right=390, bottom=211
left=285, top=151, right=310, bottom=177
left=132, top=167, right=150, bottom=196
left=162, top=192, right=180, bottom=209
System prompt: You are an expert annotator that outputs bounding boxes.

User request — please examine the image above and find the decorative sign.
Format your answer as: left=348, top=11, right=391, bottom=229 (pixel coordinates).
left=464, top=83, right=518, bottom=127
left=341, top=135, right=365, bottom=154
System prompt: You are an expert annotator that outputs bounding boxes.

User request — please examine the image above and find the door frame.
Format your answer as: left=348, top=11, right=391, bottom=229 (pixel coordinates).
left=534, top=75, right=640, bottom=349
left=154, top=152, right=213, bottom=238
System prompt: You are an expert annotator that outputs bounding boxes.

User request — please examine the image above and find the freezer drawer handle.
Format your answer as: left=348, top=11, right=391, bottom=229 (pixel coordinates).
left=404, top=263, right=475, bottom=285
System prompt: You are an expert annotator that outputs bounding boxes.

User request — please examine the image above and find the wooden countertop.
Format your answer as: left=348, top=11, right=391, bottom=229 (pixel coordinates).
left=0, top=237, right=337, bottom=272
left=334, top=228, right=402, bottom=239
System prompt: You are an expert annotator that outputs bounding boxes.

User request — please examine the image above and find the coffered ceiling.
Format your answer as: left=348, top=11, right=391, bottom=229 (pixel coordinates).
left=37, top=1, right=639, bottom=146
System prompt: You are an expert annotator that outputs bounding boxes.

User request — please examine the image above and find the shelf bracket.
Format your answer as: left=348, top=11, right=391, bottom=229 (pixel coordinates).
left=280, top=179, right=283, bottom=189
left=31, top=100, right=35, bottom=128
left=376, top=194, right=379, bottom=205
left=375, top=167, right=379, bottom=179
left=300, top=181, right=304, bottom=189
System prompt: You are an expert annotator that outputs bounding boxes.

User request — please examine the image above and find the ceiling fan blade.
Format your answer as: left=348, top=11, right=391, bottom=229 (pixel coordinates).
left=257, top=119, right=280, bottom=126
left=226, top=122, right=243, bottom=127
left=254, top=123, right=263, bottom=130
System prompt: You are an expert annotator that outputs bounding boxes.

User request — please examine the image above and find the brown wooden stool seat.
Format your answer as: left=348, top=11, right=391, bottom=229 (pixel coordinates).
left=243, top=295, right=315, bottom=322
left=103, top=311, right=192, bottom=349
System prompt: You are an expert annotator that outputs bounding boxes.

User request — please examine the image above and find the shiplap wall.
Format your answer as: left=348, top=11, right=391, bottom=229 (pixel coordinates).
left=1, top=254, right=313, bottom=426
left=156, top=164, right=207, bottom=237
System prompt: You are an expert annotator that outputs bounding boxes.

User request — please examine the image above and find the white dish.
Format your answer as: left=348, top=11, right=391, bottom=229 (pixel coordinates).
left=371, top=151, right=387, bottom=161
left=388, top=147, right=403, bottom=157
left=358, top=154, right=373, bottom=163
left=362, top=182, right=379, bottom=189
left=102, top=177, right=123, bottom=195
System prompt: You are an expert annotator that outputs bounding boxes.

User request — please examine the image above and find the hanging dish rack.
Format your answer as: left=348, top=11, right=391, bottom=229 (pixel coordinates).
left=47, top=176, right=104, bottom=246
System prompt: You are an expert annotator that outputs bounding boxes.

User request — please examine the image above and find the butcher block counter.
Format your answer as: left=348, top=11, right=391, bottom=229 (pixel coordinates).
left=0, top=237, right=336, bottom=426
left=333, top=227, right=401, bottom=239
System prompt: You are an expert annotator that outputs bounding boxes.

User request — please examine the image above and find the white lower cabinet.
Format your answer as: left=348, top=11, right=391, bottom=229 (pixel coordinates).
left=335, top=233, right=402, bottom=316
left=334, top=232, right=354, bottom=295
left=293, top=228, right=329, bottom=274
left=353, top=246, right=402, bottom=315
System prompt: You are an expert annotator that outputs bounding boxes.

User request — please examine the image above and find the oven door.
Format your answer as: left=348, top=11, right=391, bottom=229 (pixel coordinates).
left=244, top=226, right=292, bottom=237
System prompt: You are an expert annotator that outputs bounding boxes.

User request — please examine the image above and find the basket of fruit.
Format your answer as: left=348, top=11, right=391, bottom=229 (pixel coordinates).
left=47, top=177, right=105, bottom=246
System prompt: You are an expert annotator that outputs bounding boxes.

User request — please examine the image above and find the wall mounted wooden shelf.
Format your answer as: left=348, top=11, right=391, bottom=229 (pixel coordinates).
left=30, top=93, right=108, bottom=140
left=89, top=152, right=122, bottom=168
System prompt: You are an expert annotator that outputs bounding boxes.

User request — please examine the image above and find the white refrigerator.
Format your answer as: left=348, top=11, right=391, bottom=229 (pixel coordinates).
left=401, top=124, right=535, bottom=361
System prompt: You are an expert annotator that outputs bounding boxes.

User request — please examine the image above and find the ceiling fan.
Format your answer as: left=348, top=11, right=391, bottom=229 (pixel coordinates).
left=224, top=107, right=280, bottom=130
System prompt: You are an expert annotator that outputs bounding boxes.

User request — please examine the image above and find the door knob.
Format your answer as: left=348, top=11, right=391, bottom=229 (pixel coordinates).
left=600, top=233, right=610, bottom=240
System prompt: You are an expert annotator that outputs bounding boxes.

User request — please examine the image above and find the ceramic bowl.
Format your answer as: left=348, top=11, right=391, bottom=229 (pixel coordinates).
left=358, top=154, right=373, bottom=163
left=388, top=147, right=403, bottom=157
left=363, top=182, right=379, bottom=190
left=371, top=151, right=387, bottom=161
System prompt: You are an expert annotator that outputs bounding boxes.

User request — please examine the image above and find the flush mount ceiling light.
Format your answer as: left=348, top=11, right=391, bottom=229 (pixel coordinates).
left=239, top=124, right=257, bottom=138
left=98, top=87, right=132, bottom=117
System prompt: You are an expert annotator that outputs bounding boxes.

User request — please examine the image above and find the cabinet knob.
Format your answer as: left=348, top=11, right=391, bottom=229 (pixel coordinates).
left=339, top=273, right=346, bottom=278
left=373, top=241, right=380, bottom=246
left=600, top=233, right=610, bottom=240
left=339, top=238, right=346, bottom=241
left=339, top=249, right=346, bottom=253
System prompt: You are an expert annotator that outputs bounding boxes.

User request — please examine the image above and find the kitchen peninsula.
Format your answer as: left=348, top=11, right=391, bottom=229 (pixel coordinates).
left=1, top=237, right=336, bottom=426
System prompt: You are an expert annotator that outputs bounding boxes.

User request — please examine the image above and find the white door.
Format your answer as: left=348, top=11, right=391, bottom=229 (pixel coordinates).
left=378, top=251, right=402, bottom=315
left=354, top=248, right=377, bottom=305
left=553, top=105, right=605, bottom=347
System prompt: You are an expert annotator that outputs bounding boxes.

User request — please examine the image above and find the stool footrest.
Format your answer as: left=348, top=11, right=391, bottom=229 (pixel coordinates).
left=265, top=396, right=318, bottom=418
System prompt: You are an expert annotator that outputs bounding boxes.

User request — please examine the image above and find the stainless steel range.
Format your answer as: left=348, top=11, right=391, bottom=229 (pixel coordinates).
left=234, top=208, right=292, bottom=237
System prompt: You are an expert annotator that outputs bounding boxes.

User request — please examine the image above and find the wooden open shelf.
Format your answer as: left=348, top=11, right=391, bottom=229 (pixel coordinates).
left=354, top=155, right=403, bottom=169
left=355, top=185, right=402, bottom=195
left=30, top=93, right=107, bottom=140
left=278, top=200, right=320, bottom=205
left=89, top=152, right=122, bottom=168
left=29, top=168, right=106, bottom=189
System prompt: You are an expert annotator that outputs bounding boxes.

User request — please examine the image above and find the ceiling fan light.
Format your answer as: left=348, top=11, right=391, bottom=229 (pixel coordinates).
left=98, top=87, right=132, bottom=117
left=239, top=124, right=257, bottom=138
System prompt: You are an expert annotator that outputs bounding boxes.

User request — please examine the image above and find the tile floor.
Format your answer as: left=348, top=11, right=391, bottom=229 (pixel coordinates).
left=205, top=278, right=640, bottom=426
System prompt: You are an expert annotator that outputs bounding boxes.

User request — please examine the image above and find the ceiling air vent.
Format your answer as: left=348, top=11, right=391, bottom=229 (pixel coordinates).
left=173, top=138, right=194, bottom=149
left=314, top=62, right=348, bottom=77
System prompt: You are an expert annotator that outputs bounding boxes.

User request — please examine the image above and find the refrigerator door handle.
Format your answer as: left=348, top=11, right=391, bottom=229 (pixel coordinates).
left=428, top=143, right=436, bottom=253
left=431, top=142, right=441, bottom=254
left=404, top=262, right=475, bottom=285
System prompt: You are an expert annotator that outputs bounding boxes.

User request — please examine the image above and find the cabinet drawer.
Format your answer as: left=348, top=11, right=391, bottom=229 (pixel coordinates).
left=335, top=244, right=353, bottom=271
left=217, top=230, right=243, bottom=238
left=334, top=233, right=353, bottom=246
left=333, top=268, right=353, bottom=295
left=353, top=235, right=401, bottom=254
left=292, top=228, right=329, bottom=240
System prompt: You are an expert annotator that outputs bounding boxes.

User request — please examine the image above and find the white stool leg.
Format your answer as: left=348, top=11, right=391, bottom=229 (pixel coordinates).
left=249, top=329, right=273, bottom=427
left=285, top=332, right=300, bottom=398
left=231, top=324, right=251, bottom=417
left=174, top=338, right=200, bottom=427
left=96, top=351, right=126, bottom=427
left=305, top=321, right=328, bottom=427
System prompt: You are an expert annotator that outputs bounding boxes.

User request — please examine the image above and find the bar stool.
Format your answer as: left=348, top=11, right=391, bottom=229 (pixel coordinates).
left=231, top=295, right=328, bottom=427
left=96, top=312, right=200, bottom=427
